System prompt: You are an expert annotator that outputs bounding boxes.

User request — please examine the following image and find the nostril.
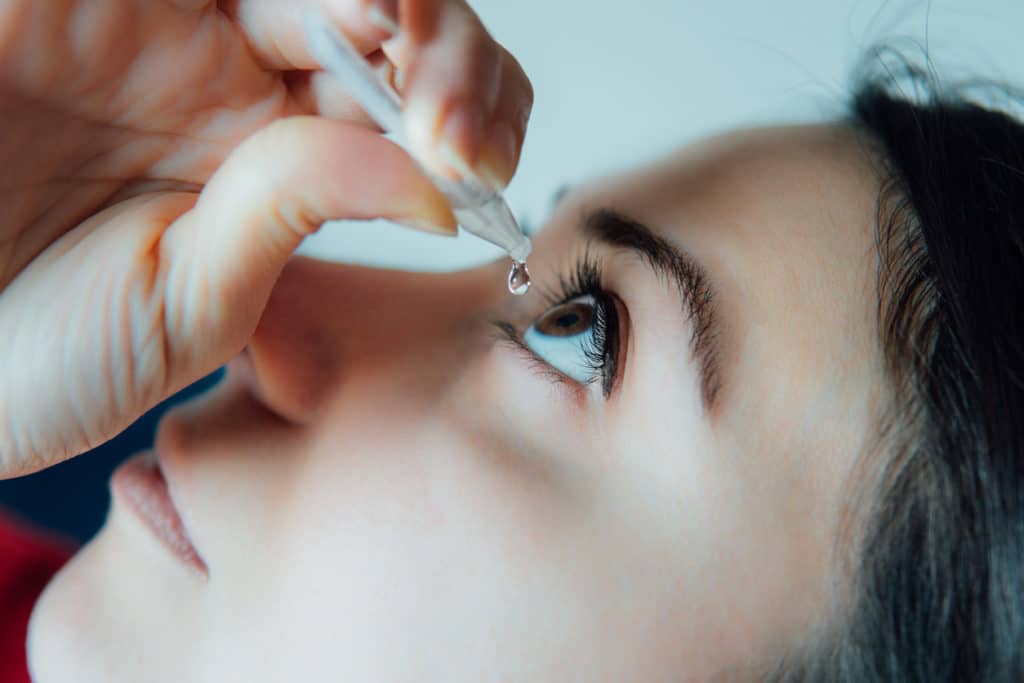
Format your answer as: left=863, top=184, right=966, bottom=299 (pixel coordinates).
left=238, top=256, right=468, bottom=423
left=230, top=345, right=325, bottom=425
left=226, top=347, right=271, bottom=412
left=241, top=262, right=345, bottom=423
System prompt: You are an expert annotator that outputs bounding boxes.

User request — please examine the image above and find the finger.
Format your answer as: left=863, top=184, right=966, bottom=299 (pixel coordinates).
left=397, top=0, right=506, bottom=182
left=476, top=49, right=534, bottom=191
left=0, top=118, right=456, bottom=476
left=0, top=192, right=206, bottom=474
left=227, top=0, right=534, bottom=188
left=377, top=26, right=532, bottom=190
left=224, top=0, right=393, bottom=70
left=159, top=116, right=457, bottom=376
left=285, top=50, right=395, bottom=125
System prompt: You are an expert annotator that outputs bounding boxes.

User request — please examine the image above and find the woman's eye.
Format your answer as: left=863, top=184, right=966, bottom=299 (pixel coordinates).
left=523, top=295, right=608, bottom=385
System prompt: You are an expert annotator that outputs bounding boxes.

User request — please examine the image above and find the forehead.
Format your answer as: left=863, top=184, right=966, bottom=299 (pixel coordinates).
left=574, top=124, right=880, bottom=256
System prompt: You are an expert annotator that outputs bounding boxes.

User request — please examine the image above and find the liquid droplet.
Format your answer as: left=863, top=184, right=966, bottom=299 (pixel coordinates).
left=508, top=260, right=531, bottom=296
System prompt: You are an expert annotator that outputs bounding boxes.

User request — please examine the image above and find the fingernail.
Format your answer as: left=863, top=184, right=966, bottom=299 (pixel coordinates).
left=396, top=194, right=459, bottom=237
left=387, top=64, right=404, bottom=92
left=438, top=104, right=484, bottom=181
left=365, top=1, right=400, bottom=37
left=395, top=217, right=458, bottom=237
left=477, top=121, right=518, bottom=191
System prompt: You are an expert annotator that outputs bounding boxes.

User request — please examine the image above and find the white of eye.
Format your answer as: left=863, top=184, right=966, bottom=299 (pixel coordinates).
left=522, top=295, right=602, bottom=384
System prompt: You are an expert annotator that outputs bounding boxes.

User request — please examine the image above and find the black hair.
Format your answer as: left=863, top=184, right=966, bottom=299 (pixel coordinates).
left=769, top=52, right=1024, bottom=682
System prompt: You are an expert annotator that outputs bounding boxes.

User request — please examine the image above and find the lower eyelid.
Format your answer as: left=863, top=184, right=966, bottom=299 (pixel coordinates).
left=492, top=322, right=594, bottom=397
left=492, top=322, right=553, bottom=373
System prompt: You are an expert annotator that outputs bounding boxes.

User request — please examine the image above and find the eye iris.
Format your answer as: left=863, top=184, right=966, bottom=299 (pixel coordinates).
left=537, top=302, right=593, bottom=337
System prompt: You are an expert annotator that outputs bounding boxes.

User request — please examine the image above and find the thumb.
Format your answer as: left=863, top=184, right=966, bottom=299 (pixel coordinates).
left=0, top=117, right=457, bottom=477
left=160, top=115, right=457, bottom=383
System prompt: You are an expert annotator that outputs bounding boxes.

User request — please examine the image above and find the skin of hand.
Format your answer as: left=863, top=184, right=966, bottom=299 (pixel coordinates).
left=0, top=0, right=532, bottom=477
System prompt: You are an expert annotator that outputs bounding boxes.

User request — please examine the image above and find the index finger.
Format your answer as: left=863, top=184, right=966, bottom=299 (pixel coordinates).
left=226, top=0, right=533, bottom=186
left=224, top=0, right=391, bottom=69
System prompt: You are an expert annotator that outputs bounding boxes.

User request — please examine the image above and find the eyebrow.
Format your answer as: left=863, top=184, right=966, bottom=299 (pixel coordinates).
left=582, top=209, right=723, bottom=410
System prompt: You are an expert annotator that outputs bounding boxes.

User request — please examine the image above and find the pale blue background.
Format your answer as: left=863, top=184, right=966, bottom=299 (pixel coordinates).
left=299, top=0, right=1024, bottom=270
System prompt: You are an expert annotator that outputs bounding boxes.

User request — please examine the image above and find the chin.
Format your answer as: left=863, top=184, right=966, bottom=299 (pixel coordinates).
left=27, top=546, right=96, bottom=683
left=26, top=506, right=200, bottom=683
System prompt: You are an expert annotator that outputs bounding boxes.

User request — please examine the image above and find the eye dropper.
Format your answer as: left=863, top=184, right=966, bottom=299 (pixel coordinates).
left=302, top=10, right=533, bottom=295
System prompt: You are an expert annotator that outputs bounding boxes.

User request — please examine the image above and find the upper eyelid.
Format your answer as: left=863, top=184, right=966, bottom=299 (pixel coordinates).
left=640, top=247, right=723, bottom=408
left=534, top=245, right=604, bottom=308
left=679, top=268, right=721, bottom=408
left=579, top=209, right=723, bottom=411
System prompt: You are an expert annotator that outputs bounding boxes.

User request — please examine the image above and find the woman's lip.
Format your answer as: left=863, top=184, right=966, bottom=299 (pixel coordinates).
left=110, top=451, right=208, bottom=579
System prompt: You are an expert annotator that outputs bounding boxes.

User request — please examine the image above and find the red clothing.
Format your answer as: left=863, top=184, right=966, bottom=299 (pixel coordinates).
left=0, top=510, right=76, bottom=683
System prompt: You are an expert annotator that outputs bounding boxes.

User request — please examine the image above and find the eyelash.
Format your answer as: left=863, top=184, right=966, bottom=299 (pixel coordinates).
left=499, top=251, right=622, bottom=397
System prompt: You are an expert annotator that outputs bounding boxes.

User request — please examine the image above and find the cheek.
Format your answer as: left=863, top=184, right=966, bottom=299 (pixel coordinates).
left=284, top=414, right=578, bottom=579
left=236, top=413, right=728, bottom=679
left=244, top=419, right=589, bottom=674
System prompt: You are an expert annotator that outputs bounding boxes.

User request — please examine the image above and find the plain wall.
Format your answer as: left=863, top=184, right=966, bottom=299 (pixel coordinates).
left=299, top=0, right=1024, bottom=270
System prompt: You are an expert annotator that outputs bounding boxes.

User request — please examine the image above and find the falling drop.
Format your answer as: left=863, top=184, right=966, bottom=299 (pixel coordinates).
left=508, top=260, right=531, bottom=296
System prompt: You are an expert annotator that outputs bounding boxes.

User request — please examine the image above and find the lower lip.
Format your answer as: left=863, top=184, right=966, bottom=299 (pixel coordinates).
left=111, top=452, right=208, bottom=578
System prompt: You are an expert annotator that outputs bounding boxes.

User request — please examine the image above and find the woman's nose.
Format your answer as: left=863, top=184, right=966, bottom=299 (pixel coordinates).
left=235, top=256, right=490, bottom=424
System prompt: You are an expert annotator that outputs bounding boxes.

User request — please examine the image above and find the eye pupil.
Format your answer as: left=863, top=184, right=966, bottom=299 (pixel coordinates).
left=556, top=313, right=579, bottom=327
left=536, top=301, right=593, bottom=337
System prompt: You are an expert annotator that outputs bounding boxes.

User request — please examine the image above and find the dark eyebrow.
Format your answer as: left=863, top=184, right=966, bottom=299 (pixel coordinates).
left=582, top=209, right=723, bottom=410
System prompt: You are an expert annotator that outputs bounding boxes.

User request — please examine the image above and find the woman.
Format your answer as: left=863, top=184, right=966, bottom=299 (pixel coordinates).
left=2, top=2, right=1022, bottom=682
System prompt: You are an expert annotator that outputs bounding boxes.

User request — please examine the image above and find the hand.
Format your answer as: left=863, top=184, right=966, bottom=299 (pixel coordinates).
left=0, top=0, right=533, bottom=478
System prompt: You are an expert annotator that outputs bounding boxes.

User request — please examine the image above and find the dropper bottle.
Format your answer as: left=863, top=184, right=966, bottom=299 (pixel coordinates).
left=303, top=10, right=533, bottom=295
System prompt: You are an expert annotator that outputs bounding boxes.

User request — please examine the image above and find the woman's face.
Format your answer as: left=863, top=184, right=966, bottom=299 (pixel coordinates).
left=30, top=125, right=884, bottom=682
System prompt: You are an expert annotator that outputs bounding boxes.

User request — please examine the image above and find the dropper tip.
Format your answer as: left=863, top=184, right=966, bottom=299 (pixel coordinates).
left=508, top=237, right=532, bottom=264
